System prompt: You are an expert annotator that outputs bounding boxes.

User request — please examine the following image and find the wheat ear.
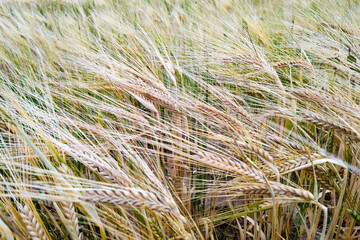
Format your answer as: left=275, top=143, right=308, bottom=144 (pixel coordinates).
left=258, top=198, right=304, bottom=209
left=149, top=217, right=164, bottom=239
left=234, top=141, right=274, bottom=162
left=85, top=101, right=148, bottom=124
left=209, top=135, right=273, bottom=162
left=125, top=78, right=178, bottom=111
left=196, top=151, right=265, bottom=183
left=222, top=55, right=262, bottom=66
left=275, top=153, right=325, bottom=173
left=17, top=203, right=49, bottom=240
left=271, top=60, right=311, bottom=70
left=81, top=188, right=178, bottom=213
left=319, top=21, right=355, bottom=35
left=215, top=94, right=255, bottom=124
left=195, top=102, right=246, bottom=130
left=291, top=89, right=354, bottom=109
left=262, top=153, right=325, bottom=175
left=61, top=201, right=81, bottom=240
left=306, top=168, right=337, bottom=190
left=303, top=112, right=360, bottom=141
left=66, top=149, right=132, bottom=187
left=89, top=162, right=132, bottom=186
left=239, top=183, right=315, bottom=201
left=267, top=135, right=306, bottom=152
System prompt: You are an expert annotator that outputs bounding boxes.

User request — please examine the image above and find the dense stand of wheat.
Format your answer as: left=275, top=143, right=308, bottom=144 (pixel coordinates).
left=1, top=0, right=360, bottom=239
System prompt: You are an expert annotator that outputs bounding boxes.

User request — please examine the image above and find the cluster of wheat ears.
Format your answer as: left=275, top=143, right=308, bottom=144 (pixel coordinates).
left=1, top=0, right=360, bottom=239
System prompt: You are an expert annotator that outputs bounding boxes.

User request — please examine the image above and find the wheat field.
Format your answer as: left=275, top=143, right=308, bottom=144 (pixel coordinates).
left=1, top=0, right=360, bottom=239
